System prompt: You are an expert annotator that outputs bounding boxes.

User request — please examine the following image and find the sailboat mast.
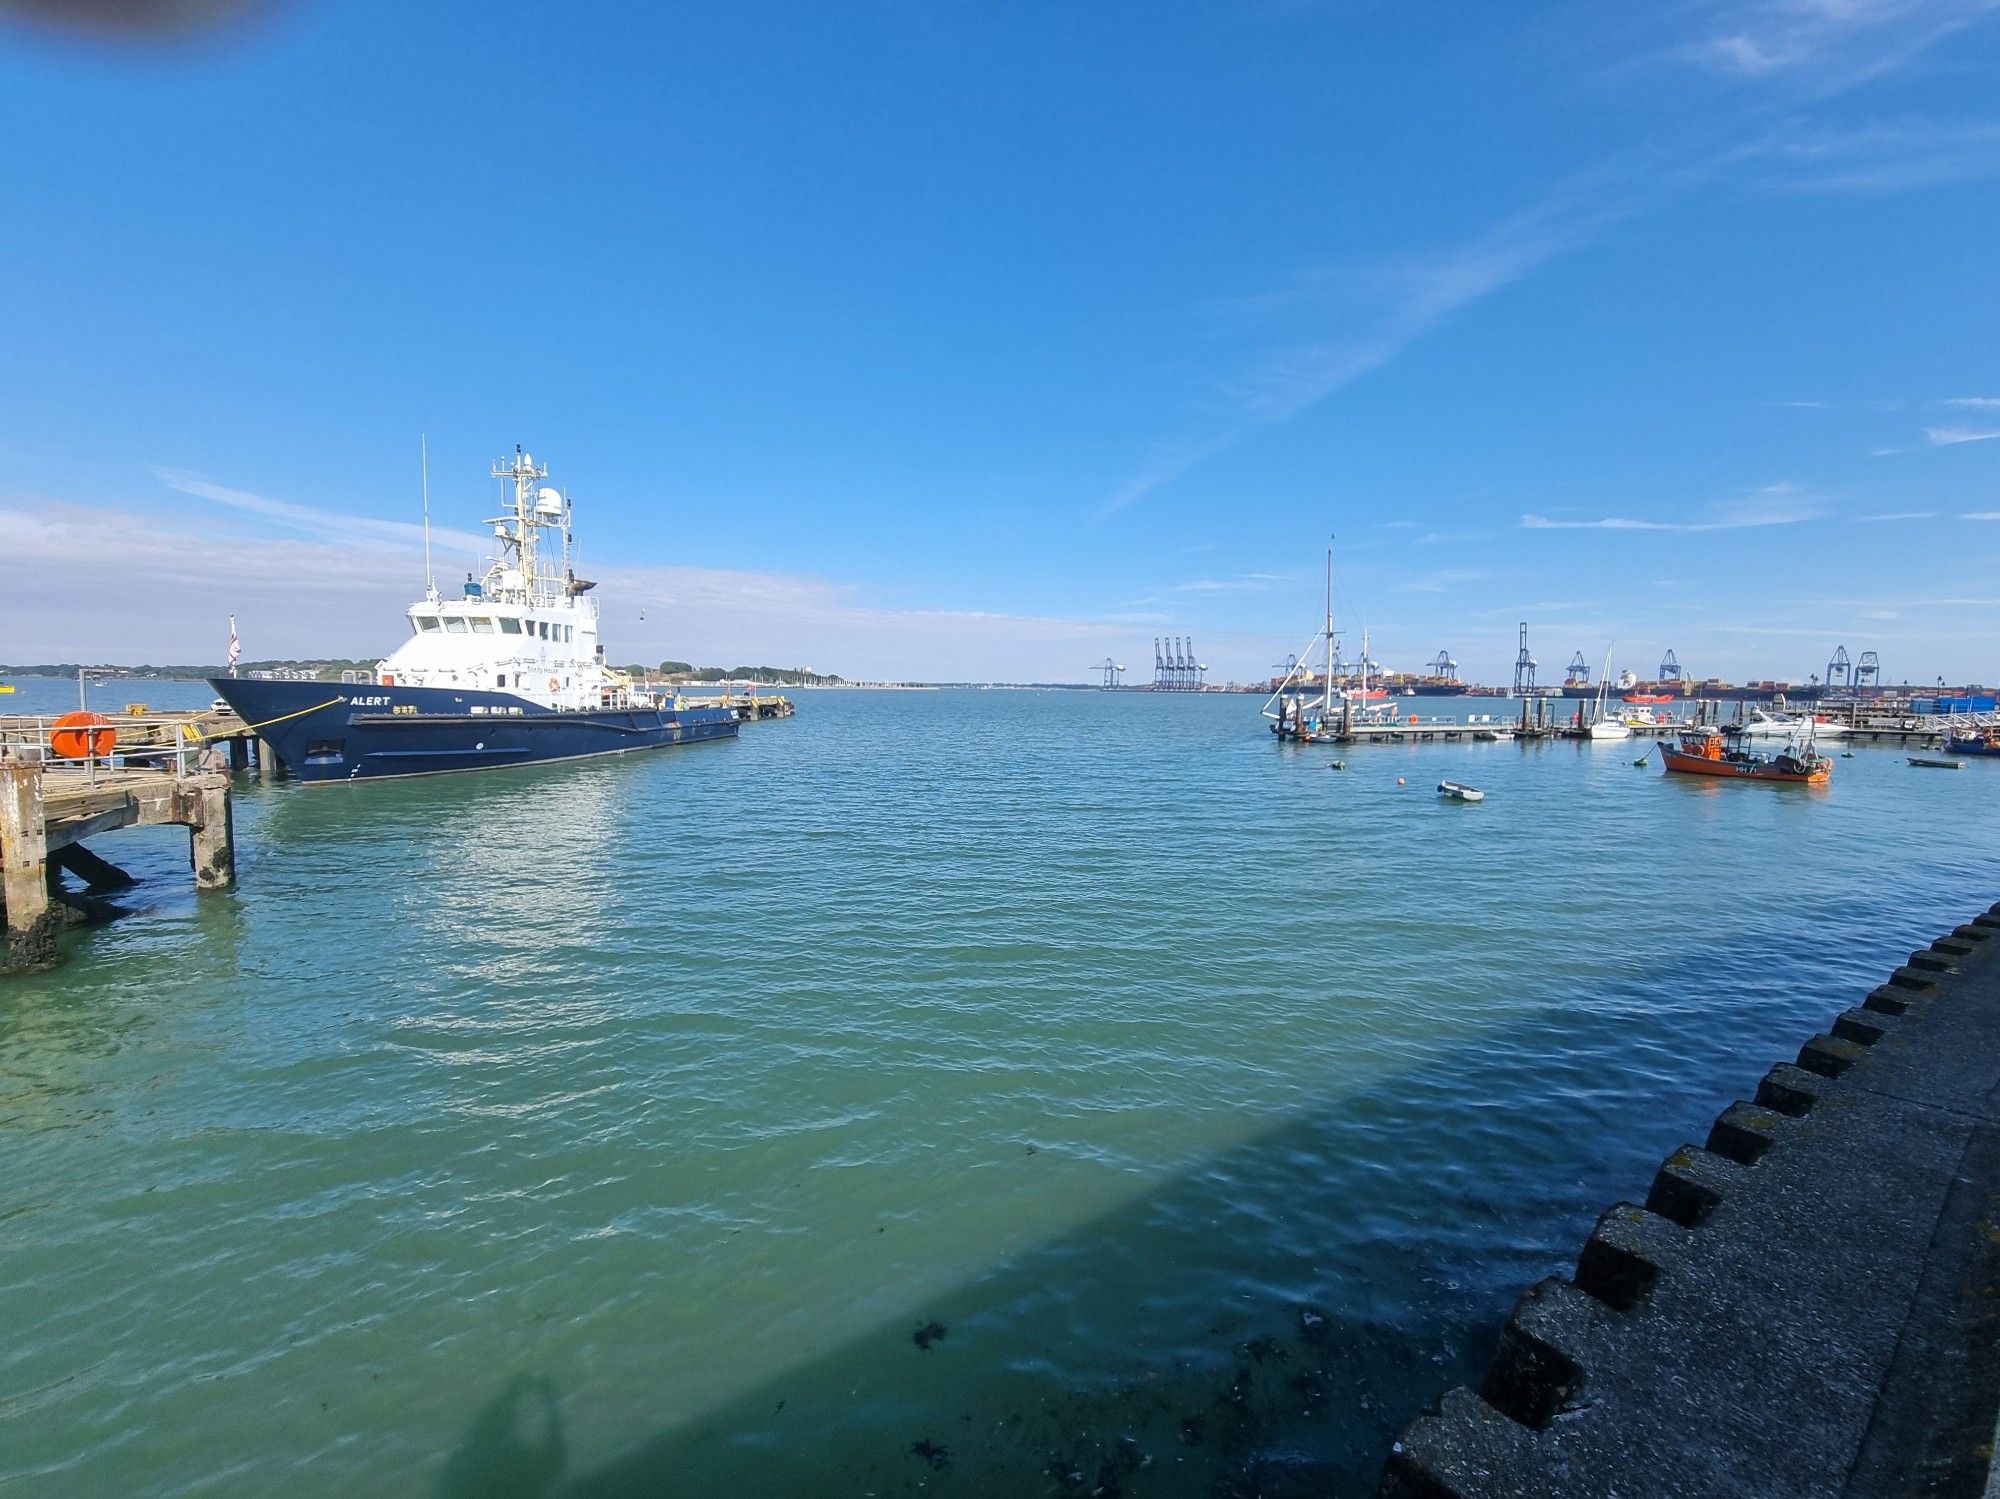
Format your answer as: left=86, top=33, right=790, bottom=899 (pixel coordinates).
left=1322, top=543, right=1334, bottom=717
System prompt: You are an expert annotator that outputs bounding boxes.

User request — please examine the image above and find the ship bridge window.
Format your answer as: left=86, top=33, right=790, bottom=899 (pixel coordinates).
left=443, top=617, right=468, bottom=634
left=563, top=625, right=573, bottom=643
left=537, top=622, right=550, bottom=639
left=415, top=617, right=441, bottom=633
left=498, top=617, right=522, bottom=635
left=469, top=617, right=495, bottom=634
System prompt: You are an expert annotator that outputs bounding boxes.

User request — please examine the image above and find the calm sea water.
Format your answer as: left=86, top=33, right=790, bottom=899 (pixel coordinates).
left=3, top=680, right=1995, bottom=1497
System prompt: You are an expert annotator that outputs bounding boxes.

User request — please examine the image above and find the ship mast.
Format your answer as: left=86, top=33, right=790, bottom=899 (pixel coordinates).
left=488, top=446, right=554, bottom=604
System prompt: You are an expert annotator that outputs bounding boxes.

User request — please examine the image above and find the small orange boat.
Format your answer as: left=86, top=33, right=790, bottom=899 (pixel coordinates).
left=1623, top=693, right=1673, bottom=705
left=1659, top=727, right=1831, bottom=785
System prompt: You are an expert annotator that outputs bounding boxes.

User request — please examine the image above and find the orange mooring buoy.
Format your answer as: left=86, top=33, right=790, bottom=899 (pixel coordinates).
left=50, top=711, right=117, bottom=759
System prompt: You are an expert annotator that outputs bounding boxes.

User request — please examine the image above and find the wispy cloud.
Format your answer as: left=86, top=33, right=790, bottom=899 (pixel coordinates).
left=1170, top=573, right=1291, bottom=593
left=1102, top=181, right=1645, bottom=516
left=8, top=483, right=1143, bottom=680
left=1742, top=120, right=2000, bottom=192
left=1681, top=0, right=2000, bottom=90
left=1522, top=515, right=1682, bottom=532
left=1947, top=396, right=2000, bottom=408
left=1860, top=510, right=1938, bottom=520
left=1394, top=569, right=1493, bottom=594
left=1872, top=419, right=2000, bottom=454
left=155, top=468, right=493, bottom=556
left=1964, top=510, right=2000, bottom=520
left=1104, top=86, right=1997, bottom=519
left=1522, top=484, right=1822, bottom=533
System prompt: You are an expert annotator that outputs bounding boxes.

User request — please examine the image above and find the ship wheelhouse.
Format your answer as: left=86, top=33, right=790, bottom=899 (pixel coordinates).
left=373, top=449, right=622, bottom=710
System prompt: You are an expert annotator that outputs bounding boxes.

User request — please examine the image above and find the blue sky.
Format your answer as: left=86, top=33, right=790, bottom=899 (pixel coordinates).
left=3, top=0, right=1999, bottom=684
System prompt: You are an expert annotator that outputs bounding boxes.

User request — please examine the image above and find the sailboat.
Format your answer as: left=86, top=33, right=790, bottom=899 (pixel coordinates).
left=1585, top=651, right=1629, bottom=740
left=1263, top=545, right=1342, bottom=741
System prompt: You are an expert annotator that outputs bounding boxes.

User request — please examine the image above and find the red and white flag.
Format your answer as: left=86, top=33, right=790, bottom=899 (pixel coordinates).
left=227, top=616, right=241, bottom=675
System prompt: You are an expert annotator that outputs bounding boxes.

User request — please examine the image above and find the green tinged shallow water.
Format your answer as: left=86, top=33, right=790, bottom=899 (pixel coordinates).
left=3, top=683, right=1995, bottom=1496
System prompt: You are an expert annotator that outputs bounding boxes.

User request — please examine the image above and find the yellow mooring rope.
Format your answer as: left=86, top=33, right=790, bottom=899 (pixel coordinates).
left=205, top=696, right=349, bottom=738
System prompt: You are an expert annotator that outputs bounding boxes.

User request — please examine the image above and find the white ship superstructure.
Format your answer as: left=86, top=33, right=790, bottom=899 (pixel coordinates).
left=376, top=448, right=619, bottom=711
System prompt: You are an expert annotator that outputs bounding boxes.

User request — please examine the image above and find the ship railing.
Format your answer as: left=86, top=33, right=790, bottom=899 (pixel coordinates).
left=1935, top=710, right=2000, bottom=734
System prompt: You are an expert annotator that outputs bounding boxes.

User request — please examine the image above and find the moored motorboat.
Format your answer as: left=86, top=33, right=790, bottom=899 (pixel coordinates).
left=1945, top=725, right=2000, bottom=756
left=1909, top=755, right=1964, bottom=770
left=210, top=448, right=739, bottom=783
left=1732, top=708, right=1847, bottom=740
left=1660, top=726, right=1831, bottom=785
left=1437, top=780, right=1485, bottom=802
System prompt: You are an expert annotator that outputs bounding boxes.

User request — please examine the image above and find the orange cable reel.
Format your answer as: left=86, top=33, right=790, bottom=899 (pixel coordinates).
left=50, top=711, right=117, bottom=759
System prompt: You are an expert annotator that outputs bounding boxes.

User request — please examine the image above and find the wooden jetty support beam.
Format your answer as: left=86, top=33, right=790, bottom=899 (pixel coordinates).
left=1, top=757, right=234, bottom=971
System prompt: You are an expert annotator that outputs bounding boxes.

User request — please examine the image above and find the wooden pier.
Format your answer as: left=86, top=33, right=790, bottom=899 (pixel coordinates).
left=1305, top=721, right=1551, bottom=745
left=0, top=712, right=244, bottom=970
left=1270, top=689, right=1965, bottom=750
left=670, top=692, right=796, bottom=723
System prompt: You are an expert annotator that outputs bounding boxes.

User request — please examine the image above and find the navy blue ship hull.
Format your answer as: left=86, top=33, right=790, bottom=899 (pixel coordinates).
left=208, top=678, right=738, bottom=783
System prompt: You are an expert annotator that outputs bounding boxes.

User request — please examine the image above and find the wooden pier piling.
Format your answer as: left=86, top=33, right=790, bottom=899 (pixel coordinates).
left=0, top=754, right=235, bottom=971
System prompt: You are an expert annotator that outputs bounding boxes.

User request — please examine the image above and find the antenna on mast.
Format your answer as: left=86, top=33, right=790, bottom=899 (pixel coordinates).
left=421, top=434, right=437, bottom=602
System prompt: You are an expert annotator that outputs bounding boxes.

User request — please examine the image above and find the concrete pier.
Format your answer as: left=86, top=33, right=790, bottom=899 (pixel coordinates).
left=1, top=757, right=234, bottom=971
left=1381, top=908, right=2000, bottom=1498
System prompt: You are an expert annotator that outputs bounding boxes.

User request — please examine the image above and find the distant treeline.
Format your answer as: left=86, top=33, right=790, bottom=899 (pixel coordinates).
left=627, top=662, right=846, bottom=686
left=1, top=660, right=377, bottom=680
